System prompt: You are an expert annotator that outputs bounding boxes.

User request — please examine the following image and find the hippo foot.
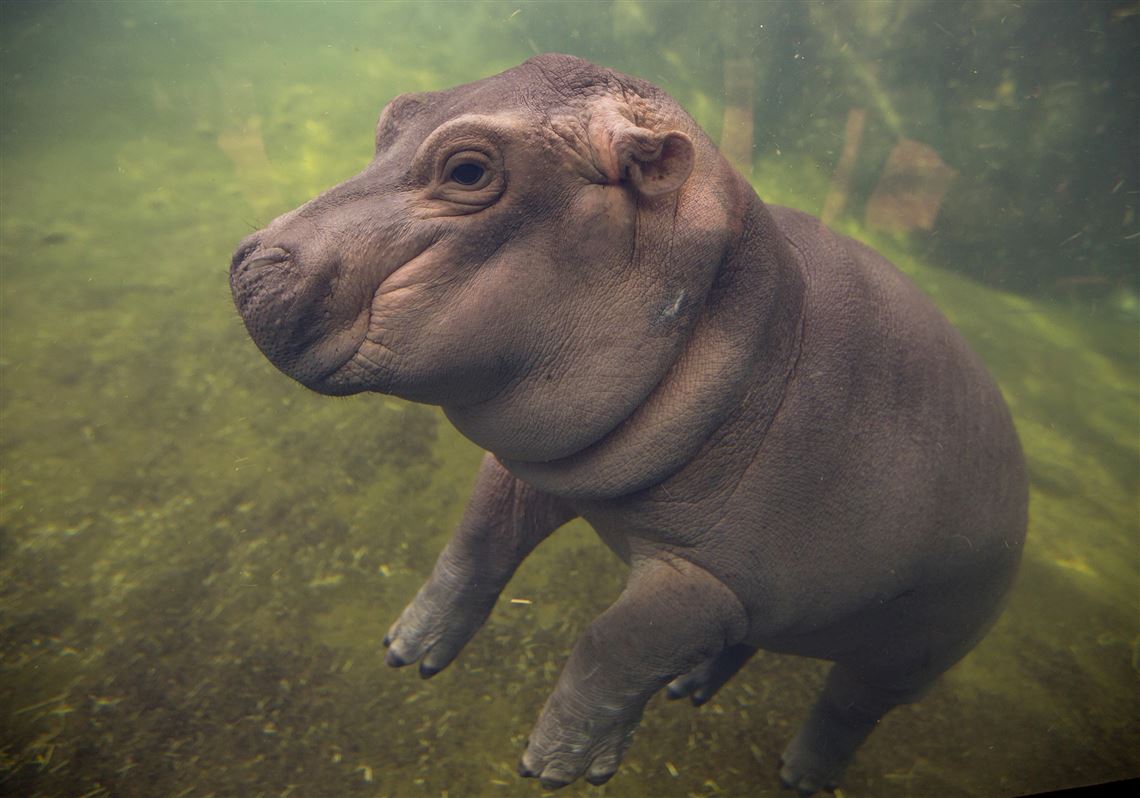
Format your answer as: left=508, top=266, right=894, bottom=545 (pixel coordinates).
left=666, top=642, right=756, bottom=706
left=518, top=692, right=640, bottom=790
left=383, top=575, right=497, bottom=677
left=777, top=706, right=870, bottom=796
left=778, top=743, right=841, bottom=796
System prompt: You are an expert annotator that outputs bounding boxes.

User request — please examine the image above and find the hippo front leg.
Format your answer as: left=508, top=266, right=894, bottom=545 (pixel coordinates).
left=384, top=453, right=575, bottom=676
left=520, top=555, right=748, bottom=789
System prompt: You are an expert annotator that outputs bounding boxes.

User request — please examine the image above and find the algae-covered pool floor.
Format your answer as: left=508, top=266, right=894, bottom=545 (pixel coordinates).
left=3, top=141, right=1137, bottom=798
left=3, top=213, right=1136, bottom=798
left=2, top=4, right=1138, bottom=797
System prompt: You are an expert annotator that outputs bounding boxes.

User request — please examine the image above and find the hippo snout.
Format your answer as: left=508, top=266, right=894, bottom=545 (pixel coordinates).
left=229, top=237, right=371, bottom=395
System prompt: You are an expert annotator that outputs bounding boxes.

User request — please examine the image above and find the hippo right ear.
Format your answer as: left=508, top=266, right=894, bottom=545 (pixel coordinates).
left=590, top=104, right=695, bottom=197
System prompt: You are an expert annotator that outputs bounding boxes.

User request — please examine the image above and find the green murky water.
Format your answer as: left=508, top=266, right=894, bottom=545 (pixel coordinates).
left=1, top=3, right=1136, bottom=797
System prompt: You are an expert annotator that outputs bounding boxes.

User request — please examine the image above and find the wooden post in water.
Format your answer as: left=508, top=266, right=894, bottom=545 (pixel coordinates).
left=865, top=139, right=957, bottom=233
left=821, top=108, right=867, bottom=225
left=720, top=59, right=755, bottom=178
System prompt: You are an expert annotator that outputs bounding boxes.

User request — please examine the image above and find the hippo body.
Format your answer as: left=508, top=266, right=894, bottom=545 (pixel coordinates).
left=230, top=55, right=1027, bottom=794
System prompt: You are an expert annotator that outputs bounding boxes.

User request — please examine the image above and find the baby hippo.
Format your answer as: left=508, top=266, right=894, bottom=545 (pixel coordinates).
left=230, top=54, right=1027, bottom=794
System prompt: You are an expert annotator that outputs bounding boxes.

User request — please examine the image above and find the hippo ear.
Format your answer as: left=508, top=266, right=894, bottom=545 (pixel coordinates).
left=592, top=104, right=695, bottom=197
left=617, top=128, right=694, bottom=197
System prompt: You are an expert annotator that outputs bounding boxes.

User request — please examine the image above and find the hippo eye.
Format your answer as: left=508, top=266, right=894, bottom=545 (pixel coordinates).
left=448, top=162, right=486, bottom=186
left=433, top=150, right=501, bottom=209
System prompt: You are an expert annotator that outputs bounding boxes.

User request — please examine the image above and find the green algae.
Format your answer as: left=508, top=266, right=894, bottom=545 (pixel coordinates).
left=1, top=3, right=1137, bottom=797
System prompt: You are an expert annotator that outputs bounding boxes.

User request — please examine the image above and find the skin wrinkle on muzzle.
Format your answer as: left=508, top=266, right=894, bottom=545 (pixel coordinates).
left=228, top=54, right=1027, bottom=795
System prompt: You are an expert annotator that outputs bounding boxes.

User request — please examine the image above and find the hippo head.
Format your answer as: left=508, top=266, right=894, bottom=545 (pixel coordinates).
left=230, top=54, right=746, bottom=462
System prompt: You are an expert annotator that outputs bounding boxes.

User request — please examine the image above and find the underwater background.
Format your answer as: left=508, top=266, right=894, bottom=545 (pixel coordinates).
left=1, top=2, right=1136, bottom=796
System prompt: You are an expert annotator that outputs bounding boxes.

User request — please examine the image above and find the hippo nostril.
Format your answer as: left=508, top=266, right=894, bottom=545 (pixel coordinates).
left=243, top=248, right=291, bottom=270
left=231, top=237, right=261, bottom=270
left=231, top=246, right=291, bottom=277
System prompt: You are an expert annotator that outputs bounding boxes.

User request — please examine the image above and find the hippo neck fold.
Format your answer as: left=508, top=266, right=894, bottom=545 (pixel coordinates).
left=498, top=180, right=806, bottom=502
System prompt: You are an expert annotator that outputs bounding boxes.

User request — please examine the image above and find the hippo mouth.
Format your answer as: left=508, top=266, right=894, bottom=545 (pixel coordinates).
left=296, top=316, right=375, bottom=395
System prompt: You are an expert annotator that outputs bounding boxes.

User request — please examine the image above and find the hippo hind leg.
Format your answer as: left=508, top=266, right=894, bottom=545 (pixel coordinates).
left=778, top=662, right=933, bottom=796
left=779, top=562, right=1017, bottom=796
left=666, top=643, right=758, bottom=706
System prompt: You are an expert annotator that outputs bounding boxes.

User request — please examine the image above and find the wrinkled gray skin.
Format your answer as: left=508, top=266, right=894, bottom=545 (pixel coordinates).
left=230, top=55, right=1027, bottom=794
